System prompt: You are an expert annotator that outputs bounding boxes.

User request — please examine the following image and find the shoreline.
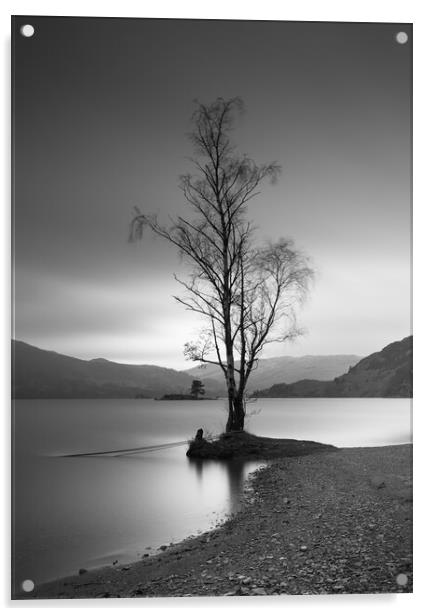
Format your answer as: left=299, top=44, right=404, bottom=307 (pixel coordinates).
left=21, top=443, right=412, bottom=599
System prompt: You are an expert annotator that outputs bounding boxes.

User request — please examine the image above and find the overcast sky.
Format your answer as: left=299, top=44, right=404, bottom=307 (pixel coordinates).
left=13, top=17, right=412, bottom=368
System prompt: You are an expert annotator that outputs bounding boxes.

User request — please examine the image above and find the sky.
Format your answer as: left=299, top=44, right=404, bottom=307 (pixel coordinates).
left=13, top=17, right=412, bottom=368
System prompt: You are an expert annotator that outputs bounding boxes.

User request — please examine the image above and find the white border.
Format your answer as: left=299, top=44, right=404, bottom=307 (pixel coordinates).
left=2, top=2, right=429, bottom=614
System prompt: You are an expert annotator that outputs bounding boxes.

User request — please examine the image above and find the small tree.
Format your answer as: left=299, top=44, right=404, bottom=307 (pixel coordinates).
left=131, top=97, right=313, bottom=432
left=190, top=379, right=205, bottom=399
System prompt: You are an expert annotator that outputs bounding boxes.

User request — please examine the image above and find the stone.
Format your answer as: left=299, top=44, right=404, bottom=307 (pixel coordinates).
left=370, top=476, right=386, bottom=489
left=252, top=587, right=267, bottom=595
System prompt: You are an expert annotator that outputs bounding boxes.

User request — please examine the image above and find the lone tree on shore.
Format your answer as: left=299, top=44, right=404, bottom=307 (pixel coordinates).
left=190, top=379, right=205, bottom=400
left=130, top=97, right=313, bottom=432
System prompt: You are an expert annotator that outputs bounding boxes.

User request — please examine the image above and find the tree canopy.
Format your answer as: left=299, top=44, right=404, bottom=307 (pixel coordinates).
left=131, top=97, right=313, bottom=431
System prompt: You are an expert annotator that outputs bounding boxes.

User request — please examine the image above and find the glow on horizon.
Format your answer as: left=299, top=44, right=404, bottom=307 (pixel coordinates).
left=15, top=253, right=411, bottom=371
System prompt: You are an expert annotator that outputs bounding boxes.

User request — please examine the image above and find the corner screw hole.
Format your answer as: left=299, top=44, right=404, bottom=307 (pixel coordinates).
left=395, top=32, right=408, bottom=45
left=396, top=573, right=408, bottom=586
left=20, top=24, right=35, bottom=38
left=21, top=579, right=35, bottom=592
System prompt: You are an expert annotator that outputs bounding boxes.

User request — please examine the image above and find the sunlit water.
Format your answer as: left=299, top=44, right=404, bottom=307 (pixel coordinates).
left=12, top=398, right=412, bottom=591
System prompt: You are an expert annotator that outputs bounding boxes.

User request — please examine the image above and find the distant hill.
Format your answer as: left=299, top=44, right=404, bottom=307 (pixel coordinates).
left=14, top=338, right=410, bottom=400
left=12, top=340, right=223, bottom=399
left=253, top=336, right=412, bottom=398
left=187, top=354, right=362, bottom=392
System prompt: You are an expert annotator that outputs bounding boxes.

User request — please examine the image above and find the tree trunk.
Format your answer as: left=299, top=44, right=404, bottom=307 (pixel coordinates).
left=225, top=394, right=245, bottom=432
left=224, top=331, right=239, bottom=432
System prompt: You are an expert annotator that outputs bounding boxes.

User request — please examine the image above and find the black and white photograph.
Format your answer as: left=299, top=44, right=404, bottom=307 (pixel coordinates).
left=11, top=16, right=412, bottom=599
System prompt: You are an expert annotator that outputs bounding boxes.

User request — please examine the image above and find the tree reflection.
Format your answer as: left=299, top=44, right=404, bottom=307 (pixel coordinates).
left=187, top=457, right=247, bottom=514
left=225, top=460, right=247, bottom=514
left=188, top=457, right=204, bottom=482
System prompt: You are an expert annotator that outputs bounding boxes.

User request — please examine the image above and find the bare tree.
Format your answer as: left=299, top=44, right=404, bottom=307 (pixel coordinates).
left=130, top=97, right=313, bottom=432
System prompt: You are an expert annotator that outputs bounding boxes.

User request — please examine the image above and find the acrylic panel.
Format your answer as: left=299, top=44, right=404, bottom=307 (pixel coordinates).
left=11, top=16, right=412, bottom=599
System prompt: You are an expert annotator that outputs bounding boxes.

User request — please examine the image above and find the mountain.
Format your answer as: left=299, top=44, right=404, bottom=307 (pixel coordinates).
left=12, top=340, right=223, bottom=399
left=187, top=354, right=362, bottom=392
left=14, top=337, right=410, bottom=400
left=253, top=336, right=412, bottom=398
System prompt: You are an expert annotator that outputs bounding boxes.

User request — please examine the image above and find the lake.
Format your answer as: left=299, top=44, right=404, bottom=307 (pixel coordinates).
left=12, top=398, right=412, bottom=592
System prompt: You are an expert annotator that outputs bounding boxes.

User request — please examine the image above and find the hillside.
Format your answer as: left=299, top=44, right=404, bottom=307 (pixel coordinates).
left=13, top=337, right=411, bottom=400
left=187, top=354, right=362, bottom=392
left=12, top=340, right=223, bottom=399
left=254, top=336, right=412, bottom=398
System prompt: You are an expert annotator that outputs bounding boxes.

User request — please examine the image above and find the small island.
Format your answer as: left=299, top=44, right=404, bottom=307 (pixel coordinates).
left=155, top=379, right=218, bottom=401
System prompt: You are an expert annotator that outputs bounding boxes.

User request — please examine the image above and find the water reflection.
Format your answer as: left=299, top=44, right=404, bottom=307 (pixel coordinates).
left=188, top=457, right=252, bottom=514
left=226, top=461, right=249, bottom=513
left=189, top=457, right=204, bottom=481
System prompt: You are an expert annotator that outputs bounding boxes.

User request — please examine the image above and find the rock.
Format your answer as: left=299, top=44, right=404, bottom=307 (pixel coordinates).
left=159, top=545, right=168, bottom=551
left=252, top=587, right=267, bottom=595
left=300, top=545, right=308, bottom=552
left=370, top=476, right=386, bottom=489
left=78, top=568, right=87, bottom=575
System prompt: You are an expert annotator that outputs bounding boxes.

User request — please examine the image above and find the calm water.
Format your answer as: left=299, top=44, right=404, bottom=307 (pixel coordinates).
left=12, top=398, right=412, bottom=591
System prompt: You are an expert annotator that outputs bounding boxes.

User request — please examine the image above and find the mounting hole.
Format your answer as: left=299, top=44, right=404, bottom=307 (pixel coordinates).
left=21, top=579, right=35, bottom=592
left=20, top=24, right=35, bottom=38
left=396, top=573, right=408, bottom=586
left=395, top=31, right=408, bottom=45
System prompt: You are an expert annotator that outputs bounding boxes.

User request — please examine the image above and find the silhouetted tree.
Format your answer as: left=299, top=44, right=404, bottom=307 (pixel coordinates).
left=190, top=379, right=205, bottom=399
left=130, top=97, right=313, bottom=432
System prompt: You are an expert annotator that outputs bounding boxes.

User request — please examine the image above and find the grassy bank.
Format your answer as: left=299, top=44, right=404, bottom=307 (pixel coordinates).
left=25, top=444, right=412, bottom=599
